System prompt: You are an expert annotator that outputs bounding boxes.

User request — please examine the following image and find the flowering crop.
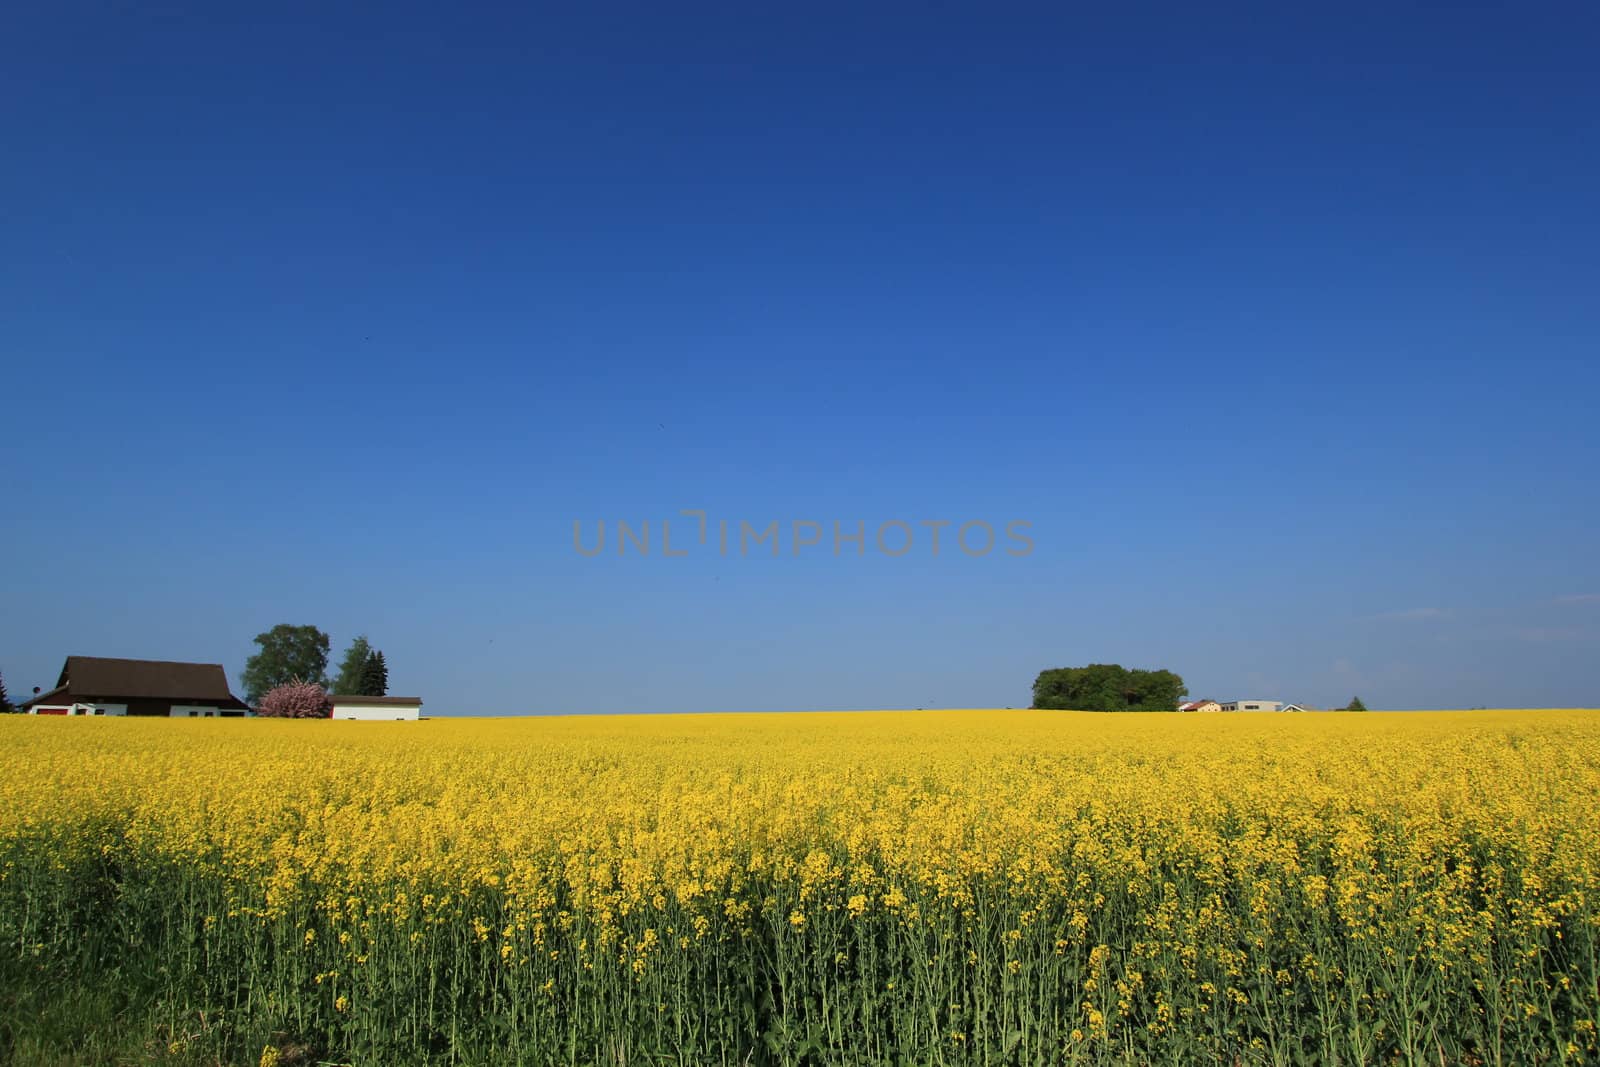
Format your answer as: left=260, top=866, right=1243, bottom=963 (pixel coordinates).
left=1, top=709, right=1597, bottom=1064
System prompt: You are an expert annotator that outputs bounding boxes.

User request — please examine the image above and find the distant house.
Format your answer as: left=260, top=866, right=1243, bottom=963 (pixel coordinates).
left=1220, top=699, right=1283, bottom=713
left=1179, top=699, right=1222, bottom=713
left=23, top=656, right=250, bottom=717
left=330, top=694, right=423, bottom=721
left=1280, top=703, right=1320, bottom=713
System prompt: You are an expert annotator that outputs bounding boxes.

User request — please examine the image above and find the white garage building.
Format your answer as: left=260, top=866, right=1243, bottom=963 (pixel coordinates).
left=1219, top=699, right=1283, bottom=713
left=329, top=694, right=423, bottom=720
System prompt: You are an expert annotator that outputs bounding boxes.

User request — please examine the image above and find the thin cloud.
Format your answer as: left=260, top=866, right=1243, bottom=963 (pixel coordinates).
left=1375, top=607, right=1450, bottom=621
left=1514, top=626, right=1596, bottom=644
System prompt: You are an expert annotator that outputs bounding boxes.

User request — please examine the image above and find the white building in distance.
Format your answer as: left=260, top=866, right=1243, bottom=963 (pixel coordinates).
left=1220, top=700, right=1282, bottom=713
left=329, top=695, right=423, bottom=720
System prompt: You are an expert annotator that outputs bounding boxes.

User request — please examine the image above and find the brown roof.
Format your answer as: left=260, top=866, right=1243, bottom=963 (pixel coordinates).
left=25, top=656, right=249, bottom=709
left=329, top=694, right=423, bottom=706
left=22, top=684, right=69, bottom=708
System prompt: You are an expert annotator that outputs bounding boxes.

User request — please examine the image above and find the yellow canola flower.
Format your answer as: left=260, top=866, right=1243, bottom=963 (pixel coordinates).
left=1, top=707, right=1598, bottom=1060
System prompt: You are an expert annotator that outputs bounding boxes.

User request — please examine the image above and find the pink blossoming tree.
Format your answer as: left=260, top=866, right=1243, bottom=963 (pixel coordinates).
left=255, top=679, right=331, bottom=719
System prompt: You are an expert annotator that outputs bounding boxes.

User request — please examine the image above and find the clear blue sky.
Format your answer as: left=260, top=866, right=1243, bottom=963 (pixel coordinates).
left=4, top=3, right=1597, bottom=712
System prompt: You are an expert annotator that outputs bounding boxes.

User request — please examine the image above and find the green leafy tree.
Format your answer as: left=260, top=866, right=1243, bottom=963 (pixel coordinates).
left=1344, top=696, right=1369, bottom=712
left=241, top=624, right=330, bottom=704
left=359, top=649, right=389, bottom=697
left=1032, top=664, right=1187, bottom=711
left=332, top=635, right=373, bottom=694
left=0, top=670, right=14, bottom=714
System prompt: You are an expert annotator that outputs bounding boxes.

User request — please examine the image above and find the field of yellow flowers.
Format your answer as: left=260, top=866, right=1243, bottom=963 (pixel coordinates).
left=2, top=709, right=1598, bottom=1065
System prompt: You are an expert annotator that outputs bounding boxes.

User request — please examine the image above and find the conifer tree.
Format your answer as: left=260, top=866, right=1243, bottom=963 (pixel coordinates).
left=333, top=635, right=373, bottom=694
left=359, top=650, right=389, bottom=697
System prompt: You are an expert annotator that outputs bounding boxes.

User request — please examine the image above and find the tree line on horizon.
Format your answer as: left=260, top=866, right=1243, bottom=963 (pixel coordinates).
left=0, top=654, right=1375, bottom=717
left=1031, top=664, right=1188, bottom=712
left=240, top=624, right=389, bottom=710
left=1031, top=663, right=1371, bottom=712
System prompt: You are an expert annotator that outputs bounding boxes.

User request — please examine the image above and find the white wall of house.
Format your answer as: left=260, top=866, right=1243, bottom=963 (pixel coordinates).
left=331, top=700, right=421, bottom=721
left=169, top=705, right=223, bottom=717
left=28, top=703, right=127, bottom=715
left=1221, top=700, right=1283, bottom=712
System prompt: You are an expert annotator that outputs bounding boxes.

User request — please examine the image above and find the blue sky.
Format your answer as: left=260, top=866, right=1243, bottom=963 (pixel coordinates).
left=4, top=3, right=1597, bottom=712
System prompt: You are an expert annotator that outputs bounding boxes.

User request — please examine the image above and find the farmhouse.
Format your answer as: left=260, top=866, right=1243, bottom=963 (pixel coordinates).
left=23, top=656, right=250, bottom=717
left=330, top=694, right=423, bottom=721
left=1179, top=699, right=1222, bottom=713
left=1219, top=699, right=1283, bottom=713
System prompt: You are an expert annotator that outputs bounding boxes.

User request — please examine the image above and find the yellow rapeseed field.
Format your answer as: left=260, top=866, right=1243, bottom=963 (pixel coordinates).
left=2, top=709, right=1597, bottom=1065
